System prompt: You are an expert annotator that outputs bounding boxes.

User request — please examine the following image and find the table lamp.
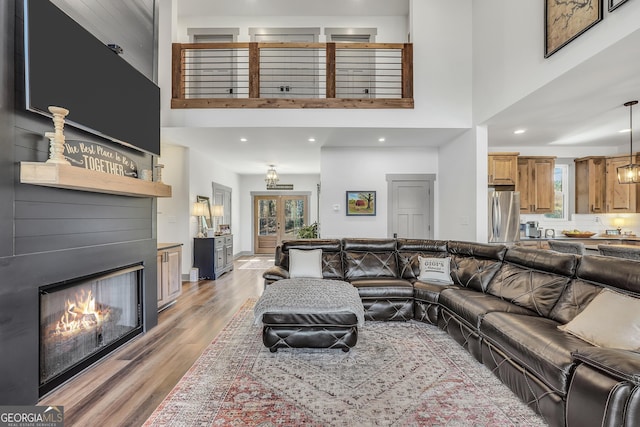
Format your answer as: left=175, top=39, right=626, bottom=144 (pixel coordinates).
left=192, top=202, right=210, bottom=237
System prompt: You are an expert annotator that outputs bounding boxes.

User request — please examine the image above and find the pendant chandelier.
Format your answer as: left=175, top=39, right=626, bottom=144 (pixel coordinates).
left=617, top=100, right=640, bottom=184
left=265, top=165, right=279, bottom=188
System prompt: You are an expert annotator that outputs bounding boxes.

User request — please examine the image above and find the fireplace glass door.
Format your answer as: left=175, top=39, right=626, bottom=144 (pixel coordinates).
left=39, top=265, right=142, bottom=393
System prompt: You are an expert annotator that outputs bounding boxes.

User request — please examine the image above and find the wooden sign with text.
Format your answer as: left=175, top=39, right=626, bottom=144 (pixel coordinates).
left=64, top=140, right=138, bottom=177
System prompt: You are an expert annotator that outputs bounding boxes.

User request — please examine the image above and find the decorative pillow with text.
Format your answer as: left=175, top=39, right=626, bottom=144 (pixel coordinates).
left=417, top=256, right=453, bottom=284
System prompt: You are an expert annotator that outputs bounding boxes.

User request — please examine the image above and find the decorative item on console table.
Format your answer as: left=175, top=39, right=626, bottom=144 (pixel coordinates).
left=193, top=235, right=233, bottom=279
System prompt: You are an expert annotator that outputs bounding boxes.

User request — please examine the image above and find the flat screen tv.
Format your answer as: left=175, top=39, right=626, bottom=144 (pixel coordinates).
left=23, top=0, right=160, bottom=156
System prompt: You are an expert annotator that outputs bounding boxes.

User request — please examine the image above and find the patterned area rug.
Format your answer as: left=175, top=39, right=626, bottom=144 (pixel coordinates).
left=237, top=257, right=275, bottom=270
left=144, top=300, right=547, bottom=426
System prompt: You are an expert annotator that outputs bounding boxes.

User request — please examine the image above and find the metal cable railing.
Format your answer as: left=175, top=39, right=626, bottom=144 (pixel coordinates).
left=172, top=42, right=413, bottom=108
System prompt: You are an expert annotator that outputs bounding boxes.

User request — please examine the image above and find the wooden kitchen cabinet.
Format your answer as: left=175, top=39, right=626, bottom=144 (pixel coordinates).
left=488, top=152, right=519, bottom=186
left=157, top=243, right=183, bottom=310
left=193, top=235, right=234, bottom=279
left=517, top=156, right=556, bottom=214
left=605, top=155, right=640, bottom=213
left=575, top=156, right=607, bottom=214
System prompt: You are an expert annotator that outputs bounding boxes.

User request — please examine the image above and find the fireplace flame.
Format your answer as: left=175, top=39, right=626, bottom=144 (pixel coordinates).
left=55, top=289, right=109, bottom=335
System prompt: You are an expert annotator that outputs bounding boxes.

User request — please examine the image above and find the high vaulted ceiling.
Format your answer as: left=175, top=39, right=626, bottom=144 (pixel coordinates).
left=52, top=0, right=640, bottom=174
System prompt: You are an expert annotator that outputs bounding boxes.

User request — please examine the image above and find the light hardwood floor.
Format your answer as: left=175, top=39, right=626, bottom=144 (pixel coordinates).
left=40, top=256, right=268, bottom=427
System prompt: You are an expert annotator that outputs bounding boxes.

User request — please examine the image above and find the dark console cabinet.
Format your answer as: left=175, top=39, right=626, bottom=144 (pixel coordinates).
left=193, top=235, right=234, bottom=279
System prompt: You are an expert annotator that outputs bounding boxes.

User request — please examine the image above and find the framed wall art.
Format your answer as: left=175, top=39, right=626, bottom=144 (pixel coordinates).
left=346, top=191, right=376, bottom=216
left=608, top=0, right=630, bottom=11
left=545, top=0, right=602, bottom=58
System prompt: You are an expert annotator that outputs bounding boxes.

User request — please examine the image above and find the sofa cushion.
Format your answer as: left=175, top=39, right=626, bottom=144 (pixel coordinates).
left=481, top=312, right=593, bottom=395
left=417, top=256, right=453, bottom=284
left=548, top=278, right=601, bottom=324
left=350, top=278, right=414, bottom=298
left=280, top=239, right=344, bottom=280
left=486, top=247, right=576, bottom=317
left=396, top=239, right=448, bottom=280
left=504, top=246, right=579, bottom=276
left=288, top=249, right=323, bottom=278
left=448, top=241, right=507, bottom=292
left=577, top=254, right=640, bottom=295
left=559, top=289, right=640, bottom=350
left=439, top=288, right=536, bottom=329
left=343, top=247, right=398, bottom=280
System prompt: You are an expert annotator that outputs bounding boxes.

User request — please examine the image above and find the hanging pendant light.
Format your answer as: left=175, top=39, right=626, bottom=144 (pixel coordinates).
left=617, top=100, right=640, bottom=184
left=265, top=165, right=279, bottom=188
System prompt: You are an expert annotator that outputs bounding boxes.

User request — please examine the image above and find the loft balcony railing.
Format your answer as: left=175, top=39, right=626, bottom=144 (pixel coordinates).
left=171, top=42, right=413, bottom=109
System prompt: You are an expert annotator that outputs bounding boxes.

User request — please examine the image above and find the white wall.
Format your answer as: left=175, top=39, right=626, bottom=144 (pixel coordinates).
left=157, top=143, right=190, bottom=275
left=157, top=141, right=241, bottom=275
left=238, top=174, right=320, bottom=255
left=179, top=15, right=407, bottom=43
left=473, top=0, right=640, bottom=124
left=438, top=128, right=483, bottom=242
left=319, top=147, right=439, bottom=238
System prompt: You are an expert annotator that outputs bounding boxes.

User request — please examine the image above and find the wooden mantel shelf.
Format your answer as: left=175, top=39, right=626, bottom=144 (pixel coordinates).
left=20, top=162, right=172, bottom=198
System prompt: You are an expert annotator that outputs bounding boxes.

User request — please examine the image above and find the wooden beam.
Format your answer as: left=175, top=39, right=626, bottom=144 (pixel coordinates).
left=334, top=43, right=406, bottom=50
left=249, top=43, right=260, bottom=99
left=171, top=43, right=184, bottom=100
left=171, top=98, right=414, bottom=109
left=326, top=43, right=336, bottom=99
left=20, top=162, right=172, bottom=198
left=402, top=44, right=413, bottom=99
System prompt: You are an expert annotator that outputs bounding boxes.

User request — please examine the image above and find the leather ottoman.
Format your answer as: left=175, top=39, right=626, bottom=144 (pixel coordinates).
left=254, top=278, right=365, bottom=353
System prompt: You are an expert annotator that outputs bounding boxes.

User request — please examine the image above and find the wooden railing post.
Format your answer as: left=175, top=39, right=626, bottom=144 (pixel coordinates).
left=249, top=43, right=260, bottom=99
left=172, top=43, right=185, bottom=99
left=402, top=43, right=413, bottom=99
left=326, top=43, right=336, bottom=98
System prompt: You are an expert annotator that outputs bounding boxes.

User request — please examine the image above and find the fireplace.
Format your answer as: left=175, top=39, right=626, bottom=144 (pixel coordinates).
left=39, top=264, right=143, bottom=396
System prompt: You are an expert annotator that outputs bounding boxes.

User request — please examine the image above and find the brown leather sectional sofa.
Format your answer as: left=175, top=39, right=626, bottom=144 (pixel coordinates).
left=263, top=238, right=640, bottom=427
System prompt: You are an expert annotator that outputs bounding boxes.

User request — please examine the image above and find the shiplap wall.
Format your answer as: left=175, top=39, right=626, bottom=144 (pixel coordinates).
left=0, top=0, right=159, bottom=405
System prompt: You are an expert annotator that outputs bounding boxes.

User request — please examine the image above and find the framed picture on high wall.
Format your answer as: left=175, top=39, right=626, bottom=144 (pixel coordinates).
left=346, top=191, right=376, bottom=216
left=608, top=0, right=630, bottom=11
left=545, top=0, right=602, bottom=58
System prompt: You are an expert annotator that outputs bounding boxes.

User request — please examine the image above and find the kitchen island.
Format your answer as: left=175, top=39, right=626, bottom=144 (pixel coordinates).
left=515, top=235, right=639, bottom=252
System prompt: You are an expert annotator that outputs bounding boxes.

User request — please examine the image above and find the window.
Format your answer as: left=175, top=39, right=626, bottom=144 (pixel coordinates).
left=544, top=164, right=569, bottom=220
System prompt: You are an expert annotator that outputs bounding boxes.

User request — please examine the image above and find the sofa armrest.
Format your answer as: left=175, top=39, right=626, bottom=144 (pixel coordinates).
left=263, top=266, right=290, bottom=282
left=572, top=347, right=640, bottom=385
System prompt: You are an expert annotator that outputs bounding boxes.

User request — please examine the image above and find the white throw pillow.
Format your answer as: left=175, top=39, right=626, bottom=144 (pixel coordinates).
left=417, top=256, right=453, bottom=284
left=289, top=249, right=323, bottom=279
left=558, top=288, right=640, bottom=350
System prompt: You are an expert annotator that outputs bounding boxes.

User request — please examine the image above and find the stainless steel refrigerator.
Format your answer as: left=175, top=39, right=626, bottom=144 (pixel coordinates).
left=488, top=191, right=520, bottom=243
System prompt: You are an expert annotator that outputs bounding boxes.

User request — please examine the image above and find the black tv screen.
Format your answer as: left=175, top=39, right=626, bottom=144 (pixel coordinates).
left=23, top=0, right=160, bottom=156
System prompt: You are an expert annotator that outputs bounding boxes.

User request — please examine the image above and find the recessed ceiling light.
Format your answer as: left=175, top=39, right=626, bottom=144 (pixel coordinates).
left=619, top=128, right=631, bottom=133
left=240, top=138, right=248, bottom=142
left=308, top=138, right=316, bottom=143
left=378, top=137, right=386, bottom=143
left=513, top=129, right=526, bottom=135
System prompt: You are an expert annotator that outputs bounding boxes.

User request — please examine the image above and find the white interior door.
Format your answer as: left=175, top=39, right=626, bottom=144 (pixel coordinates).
left=388, top=177, right=434, bottom=239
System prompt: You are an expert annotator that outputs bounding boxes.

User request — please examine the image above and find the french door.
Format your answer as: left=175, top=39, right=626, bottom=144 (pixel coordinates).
left=254, top=195, right=308, bottom=254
